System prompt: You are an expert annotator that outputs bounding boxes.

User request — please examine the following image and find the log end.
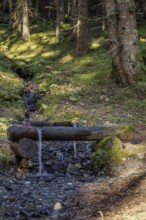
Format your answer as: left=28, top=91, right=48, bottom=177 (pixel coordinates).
left=11, top=138, right=38, bottom=159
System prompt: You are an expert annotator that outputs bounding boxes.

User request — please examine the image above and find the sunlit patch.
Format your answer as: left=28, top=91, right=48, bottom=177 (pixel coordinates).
left=140, top=38, right=146, bottom=42
left=76, top=72, right=97, bottom=84
left=59, top=54, right=73, bottom=64
left=91, top=37, right=105, bottom=49
left=41, top=51, right=58, bottom=58
left=50, top=83, right=81, bottom=95
left=91, top=42, right=101, bottom=49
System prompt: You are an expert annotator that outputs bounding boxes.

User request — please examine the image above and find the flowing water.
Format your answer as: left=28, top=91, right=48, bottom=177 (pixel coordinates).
left=73, top=124, right=77, bottom=158
left=37, top=128, right=43, bottom=176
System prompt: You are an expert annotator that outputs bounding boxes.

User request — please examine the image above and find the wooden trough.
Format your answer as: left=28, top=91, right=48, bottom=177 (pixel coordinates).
left=7, top=123, right=135, bottom=159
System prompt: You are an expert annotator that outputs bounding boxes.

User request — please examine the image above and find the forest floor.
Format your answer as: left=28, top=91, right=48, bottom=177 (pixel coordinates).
left=0, top=138, right=146, bottom=220
left=0, top=21, right=146, bottom=219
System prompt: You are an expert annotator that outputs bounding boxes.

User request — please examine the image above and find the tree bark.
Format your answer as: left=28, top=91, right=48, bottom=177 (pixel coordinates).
left=142, top=0, right=146, bottom=18
left=9, top=0, right=12, bottom=26
left=105, top=0, right=142, bottom=85
left=35, top=0, right=39, bottom=19
left=71, top=0, right=78, bottom=37
left=67, top=0, right=72, bottom=17
left=76, top=0, right=88, bottom=55
left=7, top=125, right=122, bottom=142
left=23, top=0, right=30, bottom=42
left=11, top=138, right=38, bottom=159
left=56, top=0, right=61, bottom=43
left=60, top=0, right=65, bottom=23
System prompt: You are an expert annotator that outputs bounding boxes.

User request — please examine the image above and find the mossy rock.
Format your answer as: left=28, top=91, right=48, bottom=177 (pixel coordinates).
left=117, top=125, right=135, bottom=142
left=91, top=136, right=126, bottom=173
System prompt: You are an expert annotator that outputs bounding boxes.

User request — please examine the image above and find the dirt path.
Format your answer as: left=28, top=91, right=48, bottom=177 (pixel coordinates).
left=74, top=171, right=146, bottom=220
left=0, top=166, right=146, bottom=220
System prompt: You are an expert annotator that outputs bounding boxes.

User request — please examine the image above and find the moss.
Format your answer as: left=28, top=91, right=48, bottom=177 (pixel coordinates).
left=0, top=118, right=12, bottom=137
left=117, top=125, right=135, bottom=141
left=118, top=125, right=135, bottom=133
left=91, top=136, right=126, bottom=171
left=0, top=137, right=16, bottom=167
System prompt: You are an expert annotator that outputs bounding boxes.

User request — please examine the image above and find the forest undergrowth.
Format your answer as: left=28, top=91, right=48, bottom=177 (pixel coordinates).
left=0, top=20, right=146, bottom=220
left=0, top=20, right=146, bottom=163
left=0, top=22, right=146, bottom=129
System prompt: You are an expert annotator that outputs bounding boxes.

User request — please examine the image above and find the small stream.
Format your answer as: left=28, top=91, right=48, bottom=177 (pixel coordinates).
left=23, top=80, right=40, bottom=120
left=13, top=65, right=93, bottom=177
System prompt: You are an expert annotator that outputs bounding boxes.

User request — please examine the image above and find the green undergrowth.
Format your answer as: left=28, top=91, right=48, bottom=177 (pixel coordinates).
left=0, top=55, right=24, bottom=137
left=0, top=21, right=146, bottom=126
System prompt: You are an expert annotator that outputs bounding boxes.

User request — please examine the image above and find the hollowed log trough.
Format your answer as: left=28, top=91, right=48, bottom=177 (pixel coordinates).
left=7, top=124, right=134, bottom=159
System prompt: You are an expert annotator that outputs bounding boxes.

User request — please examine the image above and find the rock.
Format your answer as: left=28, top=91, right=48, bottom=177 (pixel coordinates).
left=51, top=212, right=59, bottom=219
left=137, top=152, right=145, bottom=160
left=53, top=202, right=63, bottom=210
left=67, top=163, right=80, bottom=174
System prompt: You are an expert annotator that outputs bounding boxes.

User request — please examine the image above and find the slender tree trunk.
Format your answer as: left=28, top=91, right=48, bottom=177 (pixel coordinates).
left=2, top=0, right=8, bottom=12
left=71, top=0, right=78, bottom=37
left=56, top=0, right=61, bottom=43
left=60, top=0, right=65, bottom=24
left=96, top=0, right=105, bottom=31
left=76, top=0, right=88, bottom=55
left=105, top=0, right=142, bottom=85
left=142, top=0, right=146, bottom=18
left=22, top=0, right=30, bottom=42
left=67, top=0, right=71, bottom=17
left=47, top=0, right=51, bottom=18
left=35, top=0, right=39, bottom=19
left=9, top=0, right=12, bottom=26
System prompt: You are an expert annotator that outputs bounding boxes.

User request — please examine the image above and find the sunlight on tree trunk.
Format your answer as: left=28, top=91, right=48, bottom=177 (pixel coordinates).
left=60, top=0, right=65, bottom=24
left=56, top=0, right=61, bottom=43
left=23, top=0, right=30, bottom=42
left=105, top=0, right=142, bottom=85
left=71, top=0, right=78, bottom=37
left=76, top=0, right=88, bottom=55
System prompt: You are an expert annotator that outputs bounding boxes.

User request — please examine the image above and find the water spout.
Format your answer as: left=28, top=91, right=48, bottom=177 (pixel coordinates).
left=37, top=128, right=43, bottom=176
left=73, top=124, right=77, bottom=159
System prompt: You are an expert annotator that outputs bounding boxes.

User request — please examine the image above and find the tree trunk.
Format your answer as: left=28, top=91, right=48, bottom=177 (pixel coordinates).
left=105, top=0, right=142, bottom=85
left=56, top=0, right=61, bottom=43
left=9, top=0, right=12, bottom=26
left=142, top=0, right=146, bottom=19
left=11, top=138, right=38, bottom=159
left=23, top=0, right=30, bottom=42
left=71, top=0, right=78, bottom=37
left=7, top=125, right=122, bottom=142
left=67, top=0, right=71, bottom=17
left=76, top=0, right=88, bottom=55
left=60, top=0, right=65, bottom=24
left=2, top=0, right=8, bottom=12
left=35, top=0, right=39, bottom=19
left=96, top=0, right=106, bottom=31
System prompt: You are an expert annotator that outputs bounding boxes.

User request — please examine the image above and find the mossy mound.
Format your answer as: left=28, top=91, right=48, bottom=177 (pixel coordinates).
left=117, top=125, right=135, bottom=141
left=91, top=136, right=126, bottom=174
